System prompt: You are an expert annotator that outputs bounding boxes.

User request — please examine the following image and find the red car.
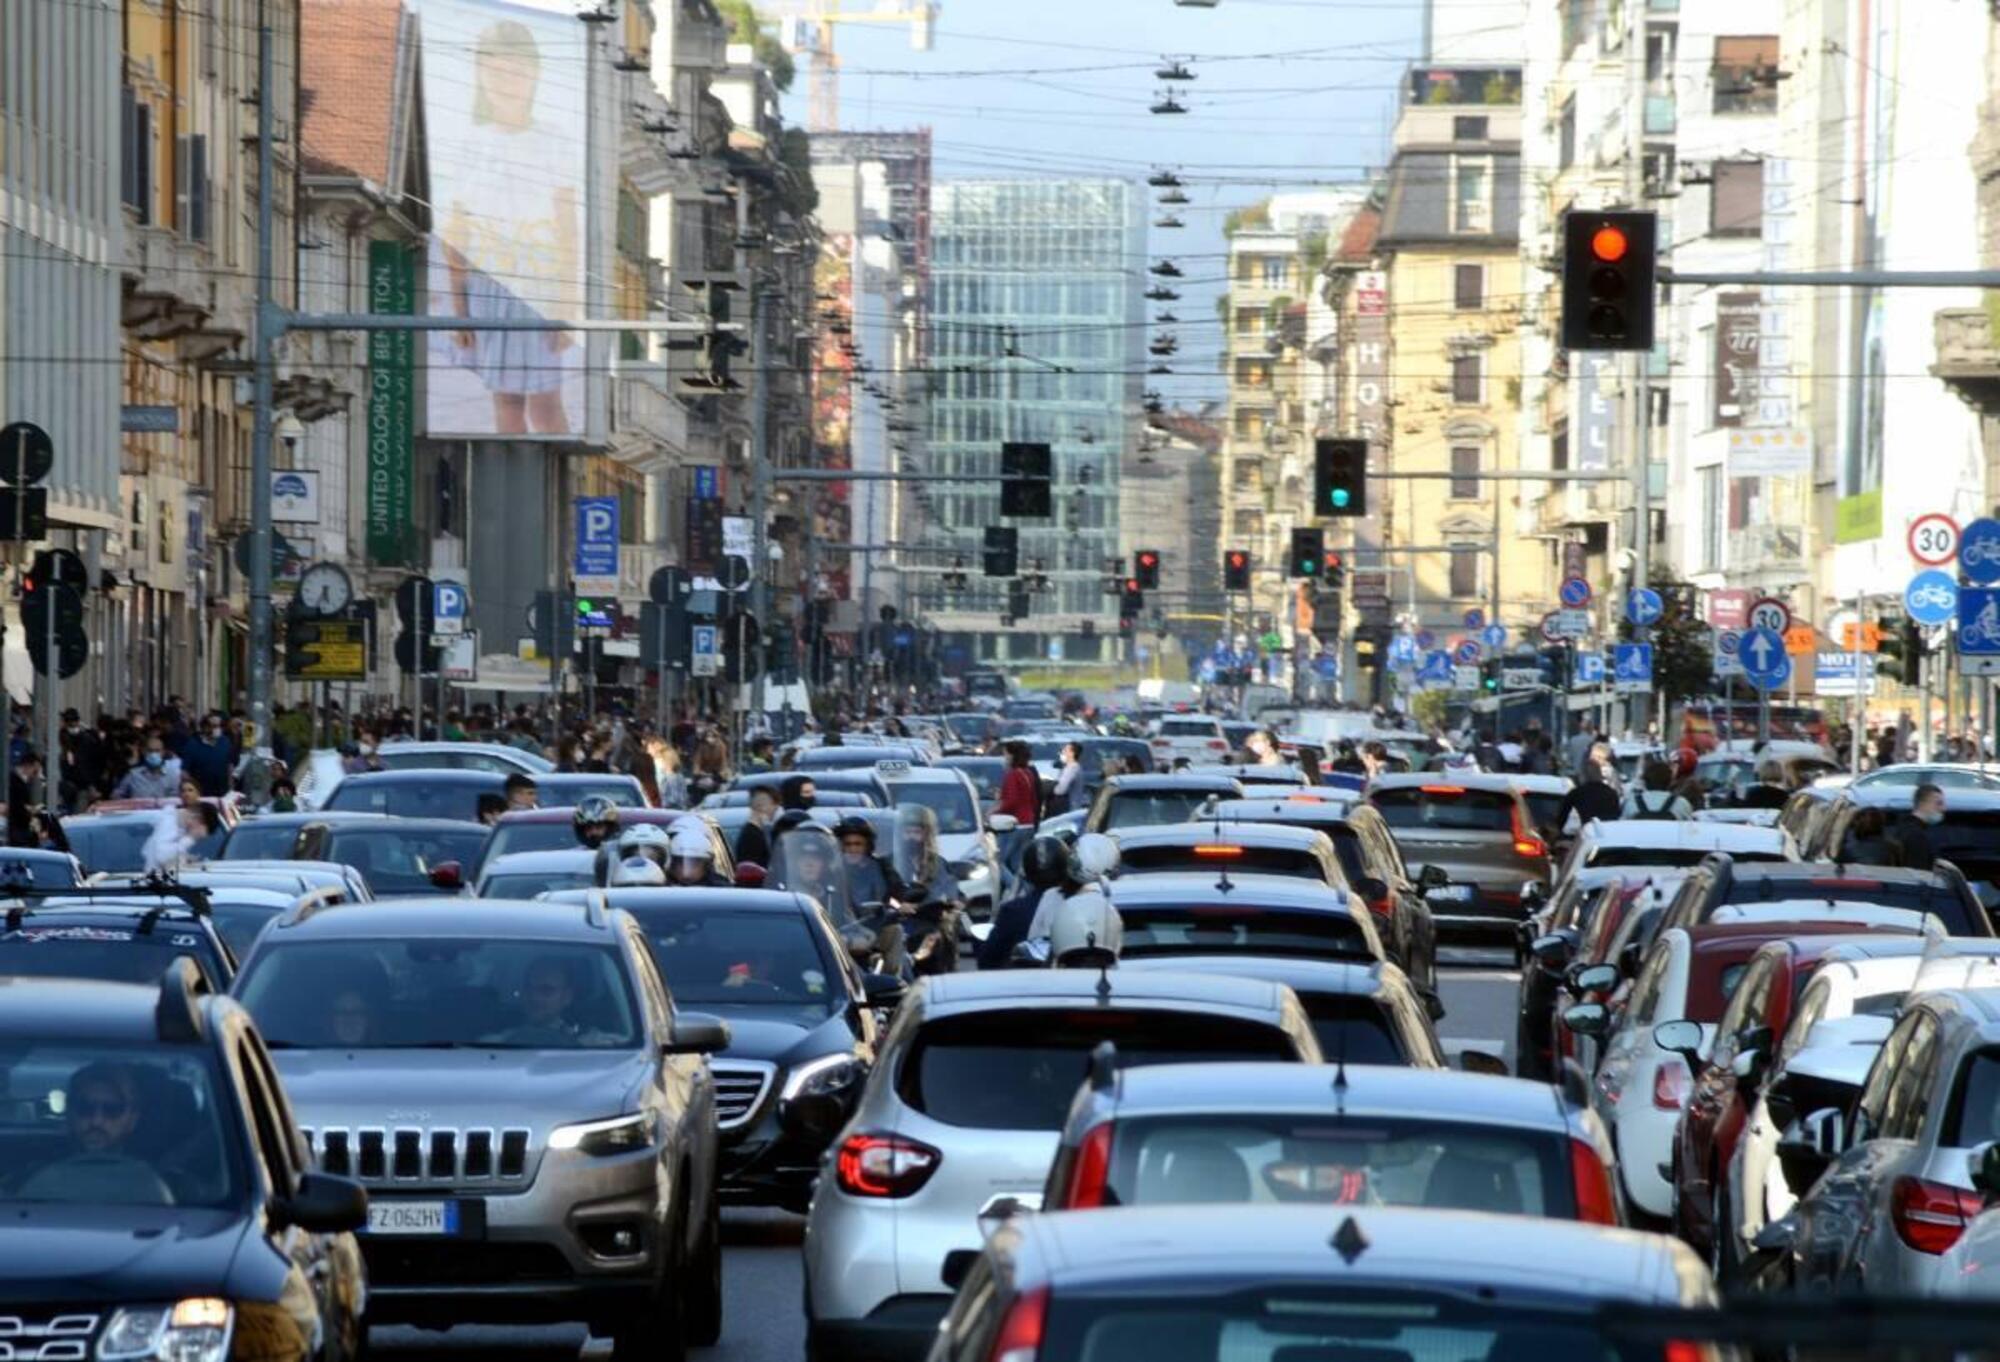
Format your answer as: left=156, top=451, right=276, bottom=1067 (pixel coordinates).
left=1669, top=926, right=1918, bottom=1269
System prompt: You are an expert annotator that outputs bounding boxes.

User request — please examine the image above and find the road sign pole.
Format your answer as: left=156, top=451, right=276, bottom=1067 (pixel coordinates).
left=42, top=582, right=55, bottom=808
left=1852, top=593, right=1868, bottom=770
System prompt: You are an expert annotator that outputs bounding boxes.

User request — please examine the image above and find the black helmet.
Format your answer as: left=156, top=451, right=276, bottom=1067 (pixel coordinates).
left=834, top=815, right=876, bottom=850
left=572, top=795, right=621, bottom=847
left=1022, top=836, right=1070, bottom=890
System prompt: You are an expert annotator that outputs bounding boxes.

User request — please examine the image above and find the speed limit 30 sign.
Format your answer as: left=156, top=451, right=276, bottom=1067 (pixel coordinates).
left=1909, top=513, right=1961, bottom=567
left=1747, top=597, right=1792, bottom=634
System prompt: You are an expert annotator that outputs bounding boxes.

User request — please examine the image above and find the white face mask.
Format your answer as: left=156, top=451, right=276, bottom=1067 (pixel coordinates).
left=358, top=743, right=376, bottom=757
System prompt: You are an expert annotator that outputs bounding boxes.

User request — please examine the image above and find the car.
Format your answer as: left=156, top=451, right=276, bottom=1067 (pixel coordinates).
left=1207, top=762, right=1311, bottom=789
left=1656, top=855, right=1994, bottom=938
left=1551, top=818, right=1798, bottom=887
left=1562, top=918, right=1931, bottom=1225
left=1019, top=734, right=1157, bottom=797
left=938, top=711, right=998, bottom=750
left=218, top=809, right=400, bottom=860
left=62, top=808, right=195, bottom=874
left=475, top=848, right=602, bottom=899
left=370, top=739, right=554, bottom=775
left=0, top=963, right=370, bottom=1360
left=1145, top=712, right=1231, bottom=767
left=1366, top=773, right=1553, bottom=937
left=1082, top=772, right=1245, bottom=833
left=291, top=816, right=493, bottom=896
left=1199, top=796, right=1438, bottom=993
left=1041, top=1061, right=1618, bottom=1219
left=871, top=763, right=1011, bottom=915
left=1773, top=985, right=2000, bottom=1295
left=167, top=858, right=376, bottom=904
left=928, top=1203, right=1715, bottom=1362
left=701, top=787, right=875, bottom=809
left=1120, top=954, right=1447, bottom=1065
left=1104, top=872, right=1385, bottom=965
left=0, top=846, right=83, bottom=890
left=232, top=895, right=730, bottom=1349
left=1850, top=762, right=2000, bottom=793
left=729, top=767, right=892, bottom=806
left=1111, top=820, right=1346, bottom=885
left=0, top=884, right=240, bottom=987
left=1810, top=787, right=2000, bottom=898
left=1511, top=773, right=1576, bottom=840
left=1517, top=872, right=1689, bottom=1082
left=794, top=743, right=937, bottom=771
left=549, top=886, right=902, bottom=1212
left=936, top=754, right=1005, bottom=803
left=1779, top=783, right=1846, bottom=855
left=471, top=806, right=721, bottom=881
left=800, top=968, right=1324, bottom=1362
left=1679, top=700, right=1827, bottom=754
left=1696, top=741, right=1841, bottom=803
left=538, top=771, right=653, bottom=808
left=322, top=768, right=505, bottom=822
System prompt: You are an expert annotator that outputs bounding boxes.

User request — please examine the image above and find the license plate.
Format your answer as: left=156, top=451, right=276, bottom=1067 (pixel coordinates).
left=1429, top=885, right=1477, bottom=902
left=365, top=1200, right=459, bottom=1236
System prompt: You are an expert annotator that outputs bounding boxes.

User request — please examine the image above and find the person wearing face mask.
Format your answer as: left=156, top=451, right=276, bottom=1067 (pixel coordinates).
left=112, top=738, right=179, bottom=800
left=1891, top=783, right=1947, bottom=872
left=58, top=710, right=102, bottom=807
left=177, top=713, right=234, bottom=798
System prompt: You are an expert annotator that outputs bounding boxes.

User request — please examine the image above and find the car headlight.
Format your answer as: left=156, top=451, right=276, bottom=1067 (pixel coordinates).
left=548, top=1111, right=659, bottom=1155
left=960, top=859, right=992, bottom=883
left=781, top=1052, right=863, bottom=1102
left=100, top=1299, right=233, bottom=1362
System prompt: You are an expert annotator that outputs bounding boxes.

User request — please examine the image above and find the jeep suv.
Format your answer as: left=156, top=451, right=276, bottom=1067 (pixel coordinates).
left=232, top=896, right=729, bottom=1359
left=0, top=959, right=370, bottom=1360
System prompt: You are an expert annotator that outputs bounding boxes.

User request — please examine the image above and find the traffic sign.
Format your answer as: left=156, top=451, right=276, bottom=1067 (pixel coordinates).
left=1625, top=587, right=1664, bottom=628
left=1388, top=634, right=1419, bottom=668
left=1908, top=513, right=1962, bottom=567
left=1907, top=570, right=1959, bottom=626
left=1838, top=621, right=1883, bottom=653
left=1559, top=576, right=1593, bottom=608
left=1574, top=652, right=1606, bottom=687
left=1553, top=609, right=1591, bottom=639
left=433, top=580, right=468, bottom=636
left=1462, top=608, right=1485, bottom=631
left=1538, top=612, right=1563, bottom=644
left=1453, top=638, right=1482, bottom=665
left=1739, top=626, right=1791, bottom=690
left=691, top=623, right=721, bottom=677
left=1714, top=628, right=1744, bottom=678
left=1784, top=624, right=1816, bottom=655
left=649, top=565, right=690, bottom=606
left=1962, top=518, right=2000, bottom=586
left=1415, top=629, right=1436, bottom=649
left=1417, top=650, right=1453, bottom=687
left=1747, top=597, right=1792, bottom=634
left=1481, top=624, right=1507, bottom=650
left=0, top=421, right=53, bottom=486
left=1613, top=643, right=1653, bottom=693
left=1452, top=665, right=1481, bottom=691
left=1958, top=586, right=2000, bottom=656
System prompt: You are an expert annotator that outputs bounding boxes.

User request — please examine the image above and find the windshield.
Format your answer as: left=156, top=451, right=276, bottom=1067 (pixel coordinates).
left=1371, top=788, right=1515, bottom=833
left=1856, top=767, right=2000, bottom=790
left=325, top=779, right=496, bottom=821
left=639, top=910, right=835, bottom=1007
left=1588, top=845, right=1787, bottom=869
left=1096, top=1113, right=1566, bottom=1214
left=376, top=749, right=522, bottom=775
left=60, top=819, right=157, bottom=875
left=1103, top=792, right=1216, bottom=830
left=886, top=781, right=978, bottom=835
left=208, top=899, right=285, bottom=960
left=944, top=713, right=995, bottom=741
left=0, top=1045, right=242, bottom=1208
left=239, top=940, right=640, bottom=1050
left=0, top=921, right=224, bottom=985
left=946, top=762, right=1005, bottom=801
left=322, top=826, right=488, bottom=895
left=899, top=1010, right=1300, bottom=1130
left=478, top=870, right=595, bottom=900
left=538, top=778, right=647, bottom=807
left=1300, top=995, right=1410, bottom=1065
left=0, top=855, right=75, bottom=891
left=1522, top=792, right=1567, bottom=834
left=1119, top=905, right=1372, bottom=961
left=219, top=820, right=305, bottom=860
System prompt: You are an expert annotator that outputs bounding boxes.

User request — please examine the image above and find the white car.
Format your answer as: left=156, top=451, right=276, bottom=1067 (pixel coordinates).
left=1146, top=713, right=1231, bottom=767
left=1553, top=818, right=1799, bottom=888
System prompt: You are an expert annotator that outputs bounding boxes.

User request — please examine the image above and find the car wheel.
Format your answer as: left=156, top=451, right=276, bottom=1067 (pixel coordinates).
left=611, top=1207, right=688, bottom=1362
left=685, top=1183, right=724, bottom=1346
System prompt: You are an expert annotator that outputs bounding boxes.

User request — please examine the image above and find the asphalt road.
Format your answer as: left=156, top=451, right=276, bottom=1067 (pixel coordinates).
left=374, top=951, right=1524, bottom=1361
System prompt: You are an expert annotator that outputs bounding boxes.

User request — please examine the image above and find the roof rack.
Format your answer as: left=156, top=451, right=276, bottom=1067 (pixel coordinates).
left=1, top=881, right=213, bottom=934
left=155, top=956, right=209, bottom=1043
left=582, top=890, right=608, bottom=930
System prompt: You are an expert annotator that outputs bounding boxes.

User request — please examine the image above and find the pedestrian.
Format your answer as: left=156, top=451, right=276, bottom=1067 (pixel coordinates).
left=1890, top=782, right=1946, bottom=871
left=1564, top=718, right=1597, bottom=779
left=7, top=750, right=42, bottom=847
left=111, top=736, right=179, bottom=800
left=993, top=740, right=1041, bottom=827
left=1620, top=759, right=1692, bottom=820
left=1554, top=756, right=1622, bottom=835
left=178, top=712, right=234, bottom=797
left=503, top=772, right=539, bottom=811
left=267, top=778, right=299, bottom=814
left=1049, top=742, right=1085, bottom=815
left=734, top=786, right=780, bottom=867
left=1244, top=729, right=1284, bottom=766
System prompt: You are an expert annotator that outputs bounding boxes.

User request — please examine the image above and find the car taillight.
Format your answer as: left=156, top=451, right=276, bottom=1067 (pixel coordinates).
left=1511, top=809, right=1547, bottom=860
left=1064, top=1124, right=1115, bottom=1209
left=1207, top=739, right=1227, bottom=750
left=1652, top=1060, right=1691, bottom=1111
left=1664, top=1341, right=1711, bottom=1362
left=1366, top=894, right=1394, bottom=919
left=1569, top=1138, right=1618, bottom=1225
left=834, top=1132, right=940, bottom=1198
left=989, top=1285, right=1049, bottom=1362
left=1891, top=1175, right=1983, bottom=1255
left=1193, top=845, right=1244, bottom=859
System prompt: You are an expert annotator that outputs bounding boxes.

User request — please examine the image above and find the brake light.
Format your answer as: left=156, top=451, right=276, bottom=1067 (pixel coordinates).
left=1366, top=894, right=1394, bottom=919
left=1207, top=739, right=1227, bottom=750
left=1569, top=1138, right=1618, bottom=1225
left=1193, top=845, right=1244, bottom=859
left=988, top=1285, right=1049, bottom=1362
left=1064, top=1123, right=1115, bottom=1209
left=1511, top=808, right=1547, bottom=860
left=1891, top=1175, right=1983, bottom=1254
left=1420, top=784, right=1466, bottom=796
left=1653, top=1060, right=1691, bottom=1111
left=834, top=1132, right=940, bottom=1198
left=1664, top=1341, right=1710, bottom=1362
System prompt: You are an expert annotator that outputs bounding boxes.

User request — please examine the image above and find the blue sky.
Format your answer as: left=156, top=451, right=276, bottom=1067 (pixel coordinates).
left=777, top=0, right=1431, bottom=405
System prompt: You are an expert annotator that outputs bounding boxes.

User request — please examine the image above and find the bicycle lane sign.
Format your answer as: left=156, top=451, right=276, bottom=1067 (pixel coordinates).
left=1960, top=517, right=2000, bottom=585
left=1959, top=587, right=2000, bottom=656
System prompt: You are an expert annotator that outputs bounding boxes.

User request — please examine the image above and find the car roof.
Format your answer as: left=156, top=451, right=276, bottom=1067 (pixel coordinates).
left=1106, top=871, right=1355, bottom=910
left=1839, top=785, right=2000, bottom=811
left=380, top=740, right=548, bottom=764
left=0, top=977, right=213, bottom=1043
left=1369, top=772, right=1523, bottom=795
left=1709, top=901, right=1944, bottom=935
left=1099, top=1061, right=1569, bottom=1130
left=227, top=811, right=396, bottom=829
left=330, top=769, right=502, bottom=787
left=268, top=895, right=612, bottom=940
left=1204, top=797, right=1359, bottom=825
left=1105, top=773, right=1244, bottom=792
left=1002, top=1205, right=1701, bottom=1303
left=1509, top=774, right=1576, bottom=794
left=1113, top=823, right=1332, bottom=850
left=916, top=967, right=1294, bottom=1016
left=545, top=887, right=813, bottom=915
left=1718, top=862, right=1957, bottom=890
left=491, top=806, right=684, bottom=827
left=316, top=817, right=486, bottom=836
left=1583, top=821, right=1789, bottom=852
left=1119, top=953, right=1392, bottom=995
left=1687, top=919, right=1918, bottom=950
left=480, top=849, right=598, bottom=872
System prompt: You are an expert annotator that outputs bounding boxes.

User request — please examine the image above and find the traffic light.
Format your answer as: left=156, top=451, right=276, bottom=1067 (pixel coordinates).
left=1134, top=549, right=1162, bottom=590
left=21, top=549, right=86, bottom=679
left=1223, top=549, right=1251, bottom=592
left=1875, top=615, right=1924, bottom=684
left=1560, top=210, right=1657, bottom=351
left=532, top=588, right=577, bottom=659
left=1289, top=527, right=1325, bottom=579
left=680, top=280, right=744, bottom=391
left=1323, top=549, right=1344, bottom=586
left=1314, top=438, right=1367, bottom=518
left=1000, top=442, right=1053, bottom=517
left=983, top=525, right=1019, bottom=578
left=1120, top=576, right=1144, bottom=620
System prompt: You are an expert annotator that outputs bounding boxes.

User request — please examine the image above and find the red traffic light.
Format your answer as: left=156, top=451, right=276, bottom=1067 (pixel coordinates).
left=1138, top=551, right=1159, bottom=567
left=1226, top=552, right=1246, bottom=567
left=1590, top=224, right=1629, bottom=263
left=1323, top=550, right=1343, bottom=571
left=1124, top=577, right=1141, bottom=592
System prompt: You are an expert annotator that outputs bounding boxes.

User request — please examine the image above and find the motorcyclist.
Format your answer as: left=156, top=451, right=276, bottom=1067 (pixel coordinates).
left=978, top=834, right=1071, bottom=969
left=890, top=805, right=961, bottom=976
left=770, top=821, right=857, bottom=925
left=609, top=854, right=667, bottom=887
left=834, top=816, right=895, bottom=909
left=571, top=795, right=621, bottom=850
left=665, top=827, right=731, bottom=887
left=1049, top=886, right=1121, bottom=968
left=1027, top=831, right=1119, bottom=942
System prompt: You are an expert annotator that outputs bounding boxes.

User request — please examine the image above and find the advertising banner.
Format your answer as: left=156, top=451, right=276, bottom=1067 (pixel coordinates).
left=366, top=240, right=416, bottom=564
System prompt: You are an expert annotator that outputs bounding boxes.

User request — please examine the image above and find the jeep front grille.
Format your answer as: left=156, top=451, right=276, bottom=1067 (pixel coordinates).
left=711, top=1060, right=775, bottom=1132
left=0, top=1312, right=100, bottom=1362
left=303, top=1125, right=533, bottom=1183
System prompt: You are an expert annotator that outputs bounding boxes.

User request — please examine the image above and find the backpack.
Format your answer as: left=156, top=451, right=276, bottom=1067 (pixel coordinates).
left=1633, top=791, right=1679, bottom=821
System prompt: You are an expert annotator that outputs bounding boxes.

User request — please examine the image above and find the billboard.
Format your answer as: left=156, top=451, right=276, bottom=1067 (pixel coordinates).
left=419, top=0, right=587, bottom=439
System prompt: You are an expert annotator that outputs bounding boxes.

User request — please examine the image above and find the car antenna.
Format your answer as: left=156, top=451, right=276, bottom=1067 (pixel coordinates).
left=1093, top=936, right=1113, bottom=1002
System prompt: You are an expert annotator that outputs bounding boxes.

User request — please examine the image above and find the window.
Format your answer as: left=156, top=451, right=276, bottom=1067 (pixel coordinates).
left=1700, top=465, right=1723, bottom=570
left=1453, top=115, right=1489, bottom=142
left=1552, top=424, right=1570, bottom=472
left=175, top=134, right=210, bottom=243
left=120, top=87, right=152, bottom=222
left=1453, top=159, right=1491, bottom=232
left=1450, top=354, right=1482, bottom=404
left=1450, top=445, right=1480, bottom=499
left=1558, top=97, right=1577, bottom=170
left=1449, top=546, right=1479, bottom=598
left=1454, top=264, right=1484, bottom=310
left=1714, top=35, right=1780, bottom=114
left=1711, top=160, right=1764, bottom=236
left=1261, top=256, right=1289, bottom=289
left=1235, top=308, right=1264, bottom=336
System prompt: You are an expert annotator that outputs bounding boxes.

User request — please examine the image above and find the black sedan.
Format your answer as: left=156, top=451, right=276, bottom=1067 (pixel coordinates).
left=290, top=818, right=491, bottom=896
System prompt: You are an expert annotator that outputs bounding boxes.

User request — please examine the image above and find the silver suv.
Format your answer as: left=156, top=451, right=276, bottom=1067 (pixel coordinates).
left=801, top=969, right=1322, bottom=1362
left=232, top=896, right=728, bottom=1360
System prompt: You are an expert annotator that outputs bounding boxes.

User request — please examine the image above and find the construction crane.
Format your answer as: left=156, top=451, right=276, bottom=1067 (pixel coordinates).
left=767, top=0, right=939, bottom=132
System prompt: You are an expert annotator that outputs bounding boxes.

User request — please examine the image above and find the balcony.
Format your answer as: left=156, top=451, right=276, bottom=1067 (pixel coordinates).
left=1729, top=522, right=1804, bottom=571
left=1406, top=66, right=1522, bottom=106
left=1935, top=306, right=2000, bottom=414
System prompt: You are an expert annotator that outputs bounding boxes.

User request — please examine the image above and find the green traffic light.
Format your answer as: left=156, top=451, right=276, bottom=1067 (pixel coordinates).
left=1330, top=488, right=1350, bottom=508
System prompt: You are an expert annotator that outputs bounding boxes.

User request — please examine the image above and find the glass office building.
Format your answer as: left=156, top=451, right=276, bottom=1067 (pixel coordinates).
left=919, top=180, right=1145, bottom=662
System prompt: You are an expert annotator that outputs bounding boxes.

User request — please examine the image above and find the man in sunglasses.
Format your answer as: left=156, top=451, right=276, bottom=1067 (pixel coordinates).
left=64, top=1062, right=142, bottom=1157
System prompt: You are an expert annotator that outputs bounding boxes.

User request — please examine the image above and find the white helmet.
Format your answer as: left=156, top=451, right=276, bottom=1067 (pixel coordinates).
left=670, top=827, right=713, bottom=861
left=1069, top=833, right=1120, bottom=885
left=1049, top=888, right=1122, bottom=968
left=611, top=855, right=666, bottom=887
left=619, top=823, right=673, bottom=867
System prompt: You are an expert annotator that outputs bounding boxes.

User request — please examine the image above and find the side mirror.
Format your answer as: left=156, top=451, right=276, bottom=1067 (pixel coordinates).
left=1572, top=963, right=1620, bottom=997
left=1520, top=880, right=1546, bottom=907
left=733, top=860, right=767, bottom=889
left=666, top=1011, right=731, bottom=1056
left=1531, top=932, right=1575, bottom=970
left=1417, top=864, right=1450, bottom=891
left=1617, top=940, right=1643, bottom=978
left=275, top=1171, right=368, bottom=1234
left=1423, top=989, right=1447, bottom=1023
left=1356, top=876, right=1390, bottom=905
left=861, top=971, right=907, bottom=1011
left=1776, top=1108, right=1845, bottom=1197
left=1971, top=1141, right=2000, bottom=1201
left=1562, top=1001, right=1610, bottom=1038
left=1652, top=1019, right=1706, bottom=1073
left=1457, top=1049, right=1508, bottom=1077
left=427, top=861, right=463, bottom=891
left=989, top=814, right=1019, bottom=834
